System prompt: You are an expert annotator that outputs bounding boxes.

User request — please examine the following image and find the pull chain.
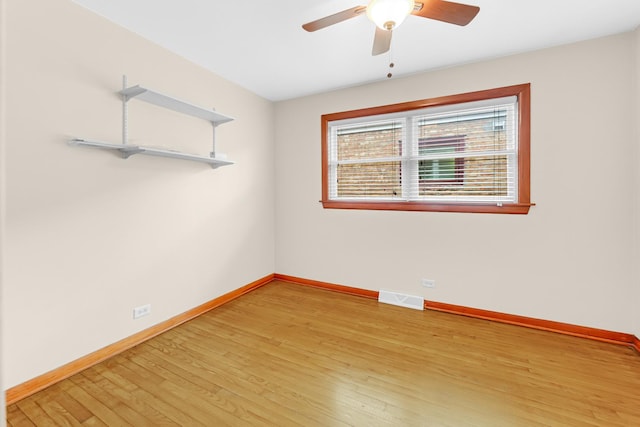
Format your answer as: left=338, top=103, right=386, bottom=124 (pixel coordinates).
left=387, top=49, right=394, bottom=78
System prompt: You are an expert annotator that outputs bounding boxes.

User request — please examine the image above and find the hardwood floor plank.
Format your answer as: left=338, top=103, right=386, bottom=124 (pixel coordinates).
left=6, top=403, right=36, bottom=427
left=106, top=357, right=222, bottom=426
left=15, top=398, right=55, bottom=426
left=80, top=368, right=179, bottom=426
left=20, top=384, right=85, bottom=426
left=60, top=377, right=132, bottom=426
left=46, top=386, right=94, bottom=424
left=139, top=333, right=343, bottom=426
left=90, top=363, right=204, bottom=427
left=181, top=318, right=379, bottom=423
left=7, top=281, right=640, bottom=426
left=79, top=417, right=107, bottom=427
left=189, top=321, right=426, bottom=424
left=35, top=399, right=82, bottom=427
left=127, top=349, right=279, bottom=426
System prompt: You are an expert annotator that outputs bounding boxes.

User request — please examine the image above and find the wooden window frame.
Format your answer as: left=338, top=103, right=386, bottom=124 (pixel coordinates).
left=321, top=83, right=532, bottom=214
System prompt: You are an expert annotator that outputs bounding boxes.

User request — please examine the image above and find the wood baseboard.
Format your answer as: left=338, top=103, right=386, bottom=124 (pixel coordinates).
left=276, top=274, right=639, bottom=350
left=5, top=274, right=274, bottom=406
left=274, top=274, right=378, bottom=299
left=423, top=300, right=637, bottom=346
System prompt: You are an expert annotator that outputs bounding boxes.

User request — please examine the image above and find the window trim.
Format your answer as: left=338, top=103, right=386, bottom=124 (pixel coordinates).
left=321, top=84, right=532, bottom=214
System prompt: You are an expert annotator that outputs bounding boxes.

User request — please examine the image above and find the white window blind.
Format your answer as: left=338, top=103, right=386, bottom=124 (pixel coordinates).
left=327, top=96, right=518, bottom=204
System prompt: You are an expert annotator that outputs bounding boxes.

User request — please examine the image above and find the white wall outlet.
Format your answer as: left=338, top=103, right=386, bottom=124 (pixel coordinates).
left=421, top=278, right=435, bottom=288
left=133, top=304, right=151, bottom=319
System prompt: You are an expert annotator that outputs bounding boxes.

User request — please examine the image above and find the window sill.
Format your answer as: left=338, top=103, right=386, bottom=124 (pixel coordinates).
left=321, top=200, right=534, bottom=214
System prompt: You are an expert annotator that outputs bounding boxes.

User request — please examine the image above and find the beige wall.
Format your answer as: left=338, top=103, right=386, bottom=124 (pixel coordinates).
left=275, top=32, right=638, bottom=335
left=3, top=0, right=275, bottom=388
left=1, top=0, right=6, bottom=420
left=634, top=27, right=640, bottom=339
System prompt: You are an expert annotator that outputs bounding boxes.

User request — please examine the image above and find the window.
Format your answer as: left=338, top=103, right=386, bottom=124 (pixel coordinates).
left=321, top=84, right=531, bottom=214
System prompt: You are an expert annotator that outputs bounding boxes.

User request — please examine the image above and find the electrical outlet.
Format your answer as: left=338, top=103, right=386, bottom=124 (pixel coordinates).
left=421, top=279, right=435, bottom=288
left=133, top=304, right=151, bottom=319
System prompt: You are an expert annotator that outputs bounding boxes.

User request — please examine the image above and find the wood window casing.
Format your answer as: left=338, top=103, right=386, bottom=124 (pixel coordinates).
left=321, top=84, right=532, bottom=214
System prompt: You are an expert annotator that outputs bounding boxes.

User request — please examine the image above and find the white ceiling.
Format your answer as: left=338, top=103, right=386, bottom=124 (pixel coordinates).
left=72, top=0, right=640, bottom=101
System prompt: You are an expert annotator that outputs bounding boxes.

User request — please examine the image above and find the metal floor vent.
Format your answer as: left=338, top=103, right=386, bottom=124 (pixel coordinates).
left=378, top=290, right=424, bottom=311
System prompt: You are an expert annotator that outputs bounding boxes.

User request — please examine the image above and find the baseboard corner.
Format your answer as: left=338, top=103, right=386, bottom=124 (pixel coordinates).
left=274, top=273, right=378, bottom=299
left=632, top=335, right=640, bottom=354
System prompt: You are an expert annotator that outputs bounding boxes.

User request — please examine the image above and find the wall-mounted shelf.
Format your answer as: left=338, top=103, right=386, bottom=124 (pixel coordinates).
left=119, top=85, right=234, bottom=125
left=70, top=139, right=234, bottom=168
left=71, top=76, right=235, bottom=169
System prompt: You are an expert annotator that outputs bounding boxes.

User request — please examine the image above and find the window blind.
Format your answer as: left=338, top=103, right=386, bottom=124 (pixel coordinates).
left=327, top=96, right=518, bottom=204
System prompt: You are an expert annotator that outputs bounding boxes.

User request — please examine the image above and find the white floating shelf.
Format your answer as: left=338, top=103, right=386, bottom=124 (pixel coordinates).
left=70, top=139, right=234, bottom=168
left=120, top=85, right=234, bottom=125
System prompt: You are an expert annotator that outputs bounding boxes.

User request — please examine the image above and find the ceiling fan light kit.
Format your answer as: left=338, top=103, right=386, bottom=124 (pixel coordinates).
left=367, top=0, right=415, bottom=31
left=303, top=0, right=479, bottom=57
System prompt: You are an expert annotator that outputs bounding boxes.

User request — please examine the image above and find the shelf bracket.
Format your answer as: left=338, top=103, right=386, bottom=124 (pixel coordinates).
left=122, top=75, right=129, bottom=145
left=120, top=146, right=144, bottom=158
left=210, top=121, right=217, bottom=158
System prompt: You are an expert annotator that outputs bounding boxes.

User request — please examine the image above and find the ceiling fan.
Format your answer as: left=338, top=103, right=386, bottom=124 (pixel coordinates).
left=302, top=0, right=480, bottom=56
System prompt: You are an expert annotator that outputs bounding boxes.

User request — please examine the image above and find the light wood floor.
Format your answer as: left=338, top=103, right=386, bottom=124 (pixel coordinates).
left=7, top=280, right=640, bottom=426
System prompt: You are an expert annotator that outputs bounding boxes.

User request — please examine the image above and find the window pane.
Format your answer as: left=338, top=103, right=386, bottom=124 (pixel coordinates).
left=337, top=121, right=403, bottom=161
left=413, top=104, right=514, bottom=200
left=417, top=110, right=510, bottom=154
left=419, top=158, right=457, bottom=181
left=335, top=161, right=402, bottom=198
left=418, top=155, right=511, bottom=198
left=418, top=137, right=463, bottom=184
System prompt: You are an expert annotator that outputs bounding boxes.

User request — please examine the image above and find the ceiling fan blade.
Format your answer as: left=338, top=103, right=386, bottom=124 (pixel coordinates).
left=412, top=0, right=480, bottom=26
left=302, top=5, right=367, bottom=32
left=372, top=27, right=392, bottom=56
